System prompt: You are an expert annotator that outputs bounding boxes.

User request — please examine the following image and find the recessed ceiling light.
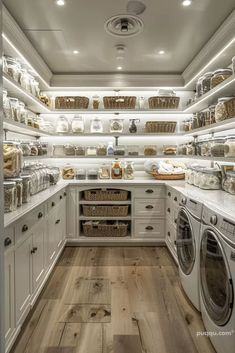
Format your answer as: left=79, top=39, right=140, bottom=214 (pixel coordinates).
left=159, top=50, right=165, bottom=55
left=73, top=50, right=79, bottom=54
left=182, top=0, right=192, bottom=7
left=117, top=66, right=123, bottom=70
left=56, top=0, right=65, bottom=6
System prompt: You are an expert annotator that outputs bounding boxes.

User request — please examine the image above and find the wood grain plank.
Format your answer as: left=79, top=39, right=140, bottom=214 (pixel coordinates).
left=113, top=335, right=142, bottom=353
left=42, top=266, right=70, bottom=299
left=57, top=304, right=111, bottom=323
left=45, top=348, right=75, bottom=353
left=56, top=247, right=78, bottom=267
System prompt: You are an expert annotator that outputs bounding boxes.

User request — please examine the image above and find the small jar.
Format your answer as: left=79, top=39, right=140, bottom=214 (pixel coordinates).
left=186, top=142, right=196, bottom=156
left=7, top=178, right=23, bottom=207
left=129, top=119, right=140, bottom=133
left=87, top=169, right=98, bottom=180
left=127, top=145, right=139, bottom=156
left=18, top=101, right=27, bottom=124
left=144, top=145, right=157, bottom=156
left=199, top=169, right=221, bottom=190
left=29, top=142, right=38, bottom=156
left=124, top=161, right=135, bottom=180
left=53, top=145, right=64, bottom=156
left=4, top=181, right=17, bottom=213
left=19, top=68, right=31, bottom=91
left=3, top=89, right=12, bottom=120
left=98, top=164, right=111, bottom=179
left=75, top=146, right=85, bottom=156
left=62, top=166, right=75, bottom=179
left=224, top=172, right=235, bottom=195
left=97, top=144, right=107, bottom=156
left=64, top=144, right=75, bottom=156
left=92, top=95, right=100, bottom=109
left=201, top=72, right=213, bottom=95
left=21, top=142, right=31, bottom=156
left=56, top=116, right=69, bottom=134
left=5, top=56, right=21, bottom=81
left=178, top=144, right=187, bottom=155
left=224, top=137, right=235, bottom=157
left=111, top=160, right=123, bottom=179
left=110, top=118, right=124, bottom=133
left=215, top=97, right=234, bottom=122
left=211, top=68, right=232, bottom=89
left=90, top=117, right=103, bottom=133
left=71, top=115, right=84, bottom=133
left=114, top=145, right=126, bottom=156
left=209, top=105, right=216, bottom=124
left=210, top=138, right=225, bottom=157
left=163, top=145, right=177, bottom=155
left=9, top=97, right=20, bottom=122
left=107, top=141, right=114, bottom=156
left=86, top=146, right=97, bottom=156
left=200, top=139, right=212, bottom=157
left=21, top=175, right=31, bottom=203
left=76, top=169, right=86, bottom=180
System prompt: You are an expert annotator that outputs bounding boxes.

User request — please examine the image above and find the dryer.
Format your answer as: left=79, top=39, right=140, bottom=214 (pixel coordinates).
left=200, top=205, right=235, bottom=353
left=176, top=195, right=203, bottom=311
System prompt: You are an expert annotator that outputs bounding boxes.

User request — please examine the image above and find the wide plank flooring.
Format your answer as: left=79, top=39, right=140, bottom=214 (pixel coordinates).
left=10, top=246, right=215, bottom=353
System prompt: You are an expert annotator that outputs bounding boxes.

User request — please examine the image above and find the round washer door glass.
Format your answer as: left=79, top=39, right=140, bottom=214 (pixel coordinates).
left=176, top=209, right=195, bottom=275
left=200, top=230, right=233, bottom=326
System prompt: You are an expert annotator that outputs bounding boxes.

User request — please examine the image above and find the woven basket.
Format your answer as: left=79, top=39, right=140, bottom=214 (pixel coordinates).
left=84, top=189, right=129, bottom=201
left=145, top=121, right=177, bottom=133
left=55, top=96, right=89, bottom=109
left=83, top=222, right=128, bottom=237
left=103, top=96, right=136, bottom=109
left=211, top=74, right=232, bottom=89
left=83, top=205, right=129, bottom=217
left=148, top=96, right=180, bottom=109
left=151, top=171, right=185, bottom=180
left=224, top=97, right=235, bottom=118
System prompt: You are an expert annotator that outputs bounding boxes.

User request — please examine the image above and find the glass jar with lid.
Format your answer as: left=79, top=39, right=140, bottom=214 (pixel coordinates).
left=178, top=144, right=187, bottom=156
left=114, top=145, right=126, bottom=156
left=201, top=72, right=213, bottom=95
left=144, top=145, right=157, bottom=156
left=215, top=97, right=234, bottom=122
left=107, top=141, right=114, bottom=156
left=19, top=68, right=31, bottom=92
left=9, top=97, right=20, bottom=122
left=209, top=104, right=216, bottom=124
left=98, top=164, right=111, bottom=179
left=224, top=137, right=235, bottom=157
left=195, top=76, right=204, bottom=98
left=4, top=181, right=17, bottom=213
left=3, top=89, right=12, bottom=120
left=124, top=161, right=135, bottom=180
left=92, top=95, right=100, bottom=109
left=64, top=144, right=75, bottom=156
left=71, top=115, right=84, bottom=133
left=21, top=142, right=31, bottom=156
left=18, top=101, right=27, bottom=124
left=97, top=144, right=107, bottom=156
left=62, top=165, right=75, bottom=179
left=87, top=169, right=98, bottom=180
left=53, top=144, right=64, bottom=156
left=111, top=159, right=123, bottom=179
left=90, top=117, right=103, bottom=133
left=75, top=146, right=85, bottom=156
left=86, top=146, right=97, bottom=156
left=21, top=175, right=31, bottom=203
left=199, top=169, right=222, bottom=190
left=129, top=119, right=140, bottom=133
left=210, top=138, right=225, bottom=157
left=56, top=115, right=70, bottom=134
left=75, top=169, right=86, bottom=180
left=110, top=118, right=124, bottom=133
left=4, top=141, right=21, bottom=178
left=186, top=142, right=196, bottom=156
left=211, top=68, right=232, bottom=89
left=5, top=56, right=21, bottom=82
left=223, top=172, right=235, bottom=195
left=200, top=139, right=212, bottom=157
left=127, top=145, right=139, bottom=156
left=7, top=178, right=23, bottom=207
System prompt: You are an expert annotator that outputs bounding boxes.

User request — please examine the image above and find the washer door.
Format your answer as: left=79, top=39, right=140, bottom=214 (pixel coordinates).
left=200, top=230, right=233, bottom=326
left=176, top=209, right=196, bottom=275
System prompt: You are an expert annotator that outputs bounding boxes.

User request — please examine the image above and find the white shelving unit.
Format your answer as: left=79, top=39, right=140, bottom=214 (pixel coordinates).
left=184, top=117, right=235, bottom=136
left=3, top=119, right=51, bottom=137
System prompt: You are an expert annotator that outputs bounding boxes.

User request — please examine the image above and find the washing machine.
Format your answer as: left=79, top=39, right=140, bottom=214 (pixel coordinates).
left=200, top=205, right=235, bottom=353
left=176, top=194, right=203, bottom=311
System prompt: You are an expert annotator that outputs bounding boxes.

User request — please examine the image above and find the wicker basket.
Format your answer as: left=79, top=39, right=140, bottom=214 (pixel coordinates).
left=84, top=189, right=129, bottom=201
left=145, top=121, right=177, bottom=133
left=55, top=96, right=89, bottom=109
left=224, top=97, right=235, bottom=118
left=83, top=222, right=128, bottom=237
left=148, top=96, right=180, bottom=109
left=211, top=74, right=232, bottom=89
left=103, top=96, right=136, bottom=109
left=151, top=171, right=185, bottom=180
left=83, top=205, right=129, bottom=217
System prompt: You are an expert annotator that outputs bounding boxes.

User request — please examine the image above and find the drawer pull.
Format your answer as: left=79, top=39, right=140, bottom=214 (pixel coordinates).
left=174, top=219, right=177, bottom=224
left=22, top=224, right=28, bottom=232
left=168, top=192, right=171, bottom=197
left=60, top=195, right=63, bottom=200
left=167, top=231, right=171, bottom=237
left=31, top=247, right=38, bottom=254
left=55, top=219, right=61, bottom=224
left=145, top=189, right=154, bottom=194
left=174, top=197, right=178, bottom=202
left=51, top=202, right=55, bottom=207
left=145, top=205, right=154, bottom=209
left=4, top=237, right=12, bottom=247
left=64, top=192, right=67, bottom=197
left=167, top=208, right=170, bottom=213
left=146, top=226, right=154, bottom=231
left=38, top=212, right=43, bottom=219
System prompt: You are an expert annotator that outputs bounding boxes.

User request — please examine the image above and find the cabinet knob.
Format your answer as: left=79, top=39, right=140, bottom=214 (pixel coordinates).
left=64, top=192, right=67, bottom=197
left=55, top=219, right=60, bottom=224
left=167, top=231, right=171, bottom=237
left=38, top=212, right=43, bottom=219
left=60, top=195, right=63, bottom=200
left=167, top=208, right=170, bottom=213
left=174, top=197, right=178, bottom=202
left=31, top=247, right=37, bottom=254
left=168, top=192, right=171, bottom=197
left=51, top=202, right=55, bottom=207
left=145, top=205, right=154, bottom=209
left=4, top=237, right=12, bottom=247
left=145, top=189, right=154, bottom=194
left=22, top=224, right=28, bottom=232
left=174, top=219, right=177, bottom=224
left=145, top=226, right=154, bottom=231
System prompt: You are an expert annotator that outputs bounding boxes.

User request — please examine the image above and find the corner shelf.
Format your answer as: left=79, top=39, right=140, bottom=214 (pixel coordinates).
left=184, top=117, right=235, bottom=136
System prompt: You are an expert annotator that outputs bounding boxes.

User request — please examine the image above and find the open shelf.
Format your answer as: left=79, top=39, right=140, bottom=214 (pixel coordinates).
left=46, top=132, right=184, bottom=137
left=79, top=216, right=132, bottom=220
left=3, top=73, right=51, bottom=114
left=47, top=109, right=186, bottom=115
left=79, top=200, right=132, bottom=205
left=184, top=117, right=235, bottom=136
left=184, top=74, right=235, bottom=113
left=3, top=118, right=52, bottom=137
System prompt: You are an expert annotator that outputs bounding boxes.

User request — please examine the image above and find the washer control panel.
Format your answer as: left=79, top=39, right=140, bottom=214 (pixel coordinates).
left=221, top=218, right=235, bottom=237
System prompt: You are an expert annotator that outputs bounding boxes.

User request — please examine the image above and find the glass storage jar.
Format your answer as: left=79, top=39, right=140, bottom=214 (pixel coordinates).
left=208, top=104, right=216, bottom=124
left=75, top=169, right=86, bottom=180
left=144, top=145, right=157, bottom=156
left=4, top=141, right=21, bottom=178
left=47, top=167, right=60, bottom=185
left=195, top=76, right=204, bottom=98
left=127, top=145, right=139, bottom=156
left=53, top=145, right=64, bottom=156
left=110, top=118, right=124, bottom=133
left=64, top=144, right=76, bottom=156
left=199, top=169, right=222, bottom=190
left=19, top=68, right=31, bottom=92
left=111, top=160, right=123, bottom=179
left=223, top=172, right=235, bottom=195
left=224, top=137, right=235, bottom=158
left=21, top=142, right=31, bottom=156
left=178, top=144, right=187, bottom=155
left=5, top=56, right=21, bottom=81
left=87, top=169, right=98, bottom=180
left=215, top=97, right=234, bottom=122
left=200, top=139, right=212, bottom=157
left=18, top=101, right=27, bottom=124
left=163, top=145, right=177, bottom=155
left=90, top=117, right=103, bottom=133
left=124, top=161, right=135, bottom=180
left=201, top=72, right=213, bottom=94
left=62, top=165, right=75, bottom=179
left=71, top=115, right=84, bottom=133
left=129, top=119, right=140, bottom=133
left=114, top=145, right=126, bottom=156
left=107, top=141, right=114, bottom=156
left=210, top=138, right=225, bottom=157
left=3, top=89, right=12, bottom=120
left=186, top=142, right=196, bottom=156
left=29, top=142, right=38, bottom=156
left=7, top=178, right=23, bottom=207
left=211, top=68, right=232, bottom=89
left=4, top=181, right=17, bottom=213
left=21, top=175, right=31, bottom=203
left=98, top=164, right=111, bottom=179
left=92, top=95, right=100, bottom=109
left=97, top=144, right=107, bottom=156
left=56, top=115, right=69, bottom=134
left=9, top=97, right=20, bottom=122
left=86, top=146, right=97, bottom=156
left=75, top=146, right=85, bottom=156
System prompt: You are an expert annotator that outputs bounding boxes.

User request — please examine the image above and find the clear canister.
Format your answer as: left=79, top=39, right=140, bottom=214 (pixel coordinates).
left=4, top=181, right=17, bottom=213
left=224, top=136, right=235, bottom=158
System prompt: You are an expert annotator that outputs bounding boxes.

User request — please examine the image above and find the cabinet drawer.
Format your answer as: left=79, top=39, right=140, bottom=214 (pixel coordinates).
left=4, top=226, right=14, bottom=250
left=134, top=219, right=165, bottom=239
left=15, top=205, right=45, bottom=243
left=134, top=199, right=165, bottom=217
left=47, top=189, right=66, bottom=213
left=134, top=186, right=165, bottom=199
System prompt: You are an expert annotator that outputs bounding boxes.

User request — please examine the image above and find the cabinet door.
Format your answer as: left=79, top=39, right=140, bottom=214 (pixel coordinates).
left=15, top=236, right=32, bottom=326
left=47, top=209, right=57, bottom=265
left=67, top=187, right=77, bottom=238
left=4, top=250, right=15, bottom=344
left=54, top=199, right=66, bottom=250
left=32, top=222, right=45, bottom=293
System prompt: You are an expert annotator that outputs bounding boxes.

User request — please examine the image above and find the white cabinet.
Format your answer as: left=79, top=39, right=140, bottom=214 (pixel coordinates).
left=67, top=187, right=77, bottom=238
left=134, top=219, right=165, bottom=239
left=32, top=222, right=45, bottom=293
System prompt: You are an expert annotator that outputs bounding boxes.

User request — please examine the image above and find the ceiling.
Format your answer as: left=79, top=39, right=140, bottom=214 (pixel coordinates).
left=3, top=0, right=235, bottom=75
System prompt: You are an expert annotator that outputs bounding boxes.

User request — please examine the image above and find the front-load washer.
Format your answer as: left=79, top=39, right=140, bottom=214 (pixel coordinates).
left=176, top=194, right=203, bottom=311
left=200, top=205, right=235, bottom=353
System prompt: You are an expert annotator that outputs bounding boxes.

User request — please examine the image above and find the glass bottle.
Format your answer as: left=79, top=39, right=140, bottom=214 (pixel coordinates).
left=124, top=161, right=135, bottom=179
left=111, top=159, right=123, bottom=179
left=129, top=119, right=140, bottom=133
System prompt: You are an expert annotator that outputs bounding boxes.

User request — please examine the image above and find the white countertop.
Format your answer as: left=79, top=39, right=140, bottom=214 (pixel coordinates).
left=4, top=177, right=235, bottom=228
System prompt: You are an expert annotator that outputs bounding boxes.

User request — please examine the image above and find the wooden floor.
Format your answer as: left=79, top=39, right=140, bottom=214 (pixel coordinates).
left=11, top=247, right=215, bottom=353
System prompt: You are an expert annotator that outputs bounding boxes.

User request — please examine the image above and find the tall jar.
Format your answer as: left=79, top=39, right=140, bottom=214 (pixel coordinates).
left=4, top=181, right=17, bottom=213
left=3, top=89, right=12, bottom=120
left=56, top=116, right=69, bottom=134
left=224, top=137, right=235, bottom=157
left=195, top=76, right=204, bottom=98
left=201, top=72, right=213, bottom=95
left=21, top=175, right=31, bottom=203
left=210, top=138, right=225, bottom=157
left=71, top=115, right=84, bottom=133
left=4, top=141, right=22, bottom=178
left=19, top=68, right=31, bottom=92
left=5, top=56, right=21, bottom=81
left=215, top=97, right=234, bottom=122
left=7, top=178, right=23, bottom=207
left=111, top=160, right=123, bottom=179
left=209, top=104, right=216, bottom=124
left=124, top=161, right=135, bottom=180
left=19, top=101, right=27, bottom=124
left=9, top=97, right=20, bottom=122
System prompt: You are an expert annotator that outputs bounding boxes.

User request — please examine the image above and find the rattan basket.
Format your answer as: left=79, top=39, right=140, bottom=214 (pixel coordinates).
left=224, top=97, right=235, bottom=118
left=145, top=121, right=177, bottom=133
left=151, top=171, right=185, bottom=180
left=83, top=222, right=128, bottom=237
left=84, top=189, right=129, bottom=201
left=82, top=205, right=129, bottom=217
left=55, top=96, right=89, bottom=109
left=148, top=96, right=180, bottom=109
left=103, top=96, right=136, bottom=109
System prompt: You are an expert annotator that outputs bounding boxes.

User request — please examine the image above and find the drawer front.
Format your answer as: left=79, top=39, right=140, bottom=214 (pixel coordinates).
left=15, top=205, right=45, bottom=243
left=166, top=219, right=177, bottom=251
left=47, top=189, right=66, bottom=213
left=134, top=219, right=165, bottom=239
left=134, top=186, right=165, bottom=199
left=4, top=226, right=14, bottom=250
left=134, top=199, right=165, bottom=217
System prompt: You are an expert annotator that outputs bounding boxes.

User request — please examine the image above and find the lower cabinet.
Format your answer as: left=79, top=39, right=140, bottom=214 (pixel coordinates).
left=4, top=246, right=15, bottom=348
left=32, top=222, right=46, bottom=294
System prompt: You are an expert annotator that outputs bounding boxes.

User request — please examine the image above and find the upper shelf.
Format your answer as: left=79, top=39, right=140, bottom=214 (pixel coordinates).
left=184, top=74, right=235, bottom=113
left=46, top=109, right=187, bottom=115
left=3, top=73, right=51, bottom=114
left=3, top=119, right=51, bottom=137
left=184, top=117, right=235, bottom=137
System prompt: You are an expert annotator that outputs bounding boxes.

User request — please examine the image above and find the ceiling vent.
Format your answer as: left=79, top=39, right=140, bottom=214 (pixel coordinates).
left=104, top=14, right=144, bottom=37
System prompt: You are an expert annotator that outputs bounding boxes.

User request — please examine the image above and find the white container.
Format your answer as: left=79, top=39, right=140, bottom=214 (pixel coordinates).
left=90, top=117, right=103, bottom=133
